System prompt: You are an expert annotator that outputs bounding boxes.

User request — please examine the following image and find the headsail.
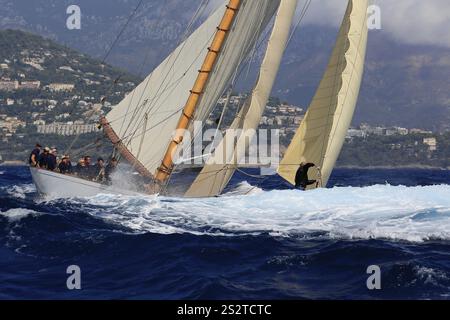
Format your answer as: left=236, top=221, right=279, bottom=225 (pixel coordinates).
left=277, top=0, right=369, bottom=188
left=103, top=0, right=280, bottom=182
left=186, top=0, right=298, bottom=198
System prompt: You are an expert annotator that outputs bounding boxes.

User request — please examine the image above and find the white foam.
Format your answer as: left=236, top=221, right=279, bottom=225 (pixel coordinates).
left=68, top=184, right=450, bottom=242
left=222, top=181, right=263, bottom=196
left=3, top=184, right=36, bottom=199
left=0, top=208, right=41, bottom=222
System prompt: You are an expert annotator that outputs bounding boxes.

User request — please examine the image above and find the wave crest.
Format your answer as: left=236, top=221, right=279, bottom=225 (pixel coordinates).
left=54, top=184, right=450, bottom=242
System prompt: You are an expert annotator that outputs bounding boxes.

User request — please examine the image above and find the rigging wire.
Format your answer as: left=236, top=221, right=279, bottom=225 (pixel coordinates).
left=100, top=0, right=144, bottom=65
left=199, top=0, right=314, bottom=196
left=119, top=3, right=271, bottom=145
left=287, top=0, right=312, bottom=47
left=64, top=0, right=144, bottom=157
left=118, top=0, right=212, bottom=143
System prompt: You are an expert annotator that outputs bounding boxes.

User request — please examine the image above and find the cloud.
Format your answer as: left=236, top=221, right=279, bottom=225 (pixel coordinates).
left=203, top=0, right=450, bottom=47
left=298, top=0, right=450, bottom=47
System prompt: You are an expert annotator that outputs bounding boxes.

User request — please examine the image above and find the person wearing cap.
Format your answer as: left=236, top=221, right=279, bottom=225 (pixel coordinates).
left=29, top=143, right=42, bottom=167
left=38, top=147, right=50, bottom=169
left=58, top=155, right=73, bottom=174
left=46, top=148, right=58, bottom=171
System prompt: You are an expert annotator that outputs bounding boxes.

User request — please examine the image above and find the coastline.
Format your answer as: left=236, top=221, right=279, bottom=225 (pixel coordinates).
left=336, top=165, right=450, bottom=170
left=0, top=161, right=448, bottom=170
left=0, top=160, right=26, bottom=167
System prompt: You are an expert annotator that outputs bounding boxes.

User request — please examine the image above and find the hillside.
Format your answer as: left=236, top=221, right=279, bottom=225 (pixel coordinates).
left=0, top=29, right=139, bottom=161
left=0, top=0, right=449, bottom=131
left=0, top=29, right=448, bottom=168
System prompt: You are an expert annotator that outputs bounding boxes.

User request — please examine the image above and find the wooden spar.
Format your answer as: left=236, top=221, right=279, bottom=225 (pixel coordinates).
left=155, top=0, right=241, bottom=182
left=100, top=117, right=154, bottom=179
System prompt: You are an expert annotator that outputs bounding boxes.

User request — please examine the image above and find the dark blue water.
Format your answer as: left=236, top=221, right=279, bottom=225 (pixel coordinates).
left=1, top=166, right=450, bottom=300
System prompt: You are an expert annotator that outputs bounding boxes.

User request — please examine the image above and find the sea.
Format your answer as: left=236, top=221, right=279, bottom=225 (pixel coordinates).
left=1, top=166, right=450, bottom=300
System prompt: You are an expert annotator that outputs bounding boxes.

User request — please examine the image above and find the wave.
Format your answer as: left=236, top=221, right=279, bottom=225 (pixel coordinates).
left=50, top=184, right=450, bottom=242
left=0, top=208, right=42, bottom=222
left=2, top=184, right=36, bottom=199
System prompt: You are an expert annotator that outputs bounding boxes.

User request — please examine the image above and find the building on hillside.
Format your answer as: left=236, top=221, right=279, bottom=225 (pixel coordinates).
left=0, top=80, right=19, bottom=91
left=0, top=117, right=26, bottom=133
left=346, top=128, right=366, bottom=139
left=410, top=128, right=433, bottom=135
left=48, top=83, right=75, bottom=92
left=32, top=99, right=48, bottom=106
left=423, top=137, right=437, bottom=152
left=37, top=122, right=100, bottom=136
left=396, top=127, right=409, bottom=135
left=19, top=80, right=41, bottom=90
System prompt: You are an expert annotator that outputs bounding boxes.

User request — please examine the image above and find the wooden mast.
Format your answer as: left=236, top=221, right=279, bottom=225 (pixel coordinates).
left=155, top=0, right=241, bottom=182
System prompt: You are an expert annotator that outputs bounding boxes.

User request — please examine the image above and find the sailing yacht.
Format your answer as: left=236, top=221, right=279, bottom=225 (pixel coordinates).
left=31, top=0, right=369, bottom=198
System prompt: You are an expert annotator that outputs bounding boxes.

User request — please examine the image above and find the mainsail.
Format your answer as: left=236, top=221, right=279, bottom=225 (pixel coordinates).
left=277, top=0, right=369, bottom=188
left=185, top=0, right=299, bottom=198
left=102, top=0, right=280, bottom=182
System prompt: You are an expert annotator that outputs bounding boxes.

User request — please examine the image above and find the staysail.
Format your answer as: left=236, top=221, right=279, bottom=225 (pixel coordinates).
left=185, top=0, right=298, bottom=198
left=277, top=0, right=369, bottom=188
left=102, top=0, right=280, bottom=182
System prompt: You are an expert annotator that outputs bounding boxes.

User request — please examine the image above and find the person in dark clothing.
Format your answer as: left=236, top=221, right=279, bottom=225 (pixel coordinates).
left=58, top=155, right=73, bottom=174
left=46, top=148, right=58, bottom=171
left=295, top=162, right=317, bottom=190
left=93, top=158, right=105, bottom=182
left=29, top=144, right=42, bottom=167
left=84, top=156, right=92, bottom=167
left=75, top=158, right=87, bottom=177
left=105, top=157, right=118, bottom=182
left=76, top=156, right=93, bottom=179
left=38, top=147, right=50, bottom=169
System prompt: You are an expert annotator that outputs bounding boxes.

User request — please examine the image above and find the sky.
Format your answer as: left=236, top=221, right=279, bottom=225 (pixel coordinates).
left=207, top=0, right=450, bottom=48
left=301, top=0, right=450, bottom=48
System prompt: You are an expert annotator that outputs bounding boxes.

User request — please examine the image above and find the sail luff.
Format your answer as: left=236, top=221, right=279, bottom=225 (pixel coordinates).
left=185, top=0, right=298, bottom=198
left=155, top=0, right=242, bottom=182
left=277, top=0, right=369, bottom=188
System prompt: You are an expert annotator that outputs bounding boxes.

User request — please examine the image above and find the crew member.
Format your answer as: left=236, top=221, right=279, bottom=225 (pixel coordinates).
left=76, top=157, right=91, bottom=178
left=59, top=155, right=73, bottom=174
left=38, top=147, right=50, bottom=169
left=93, top=158, right=106, bottom=182
left=295, top=162, right=317, bottom=190
left=47, top=148, right=58, bottom=171
left=29, top=143, right=42, bottom=167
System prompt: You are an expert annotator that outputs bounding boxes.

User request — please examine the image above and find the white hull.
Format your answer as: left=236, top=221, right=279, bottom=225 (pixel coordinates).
left=30, top=167, right=142, bottom=198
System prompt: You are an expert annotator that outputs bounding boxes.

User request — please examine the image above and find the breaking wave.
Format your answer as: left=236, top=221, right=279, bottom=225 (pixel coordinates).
left=4, top=184, right=36, bottom=199
left=0, top=208, right=41, bottom=222
left=40, top=184, right=450, bottom=243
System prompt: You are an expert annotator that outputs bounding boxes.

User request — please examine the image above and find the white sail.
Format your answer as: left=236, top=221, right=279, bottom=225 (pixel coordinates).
left=278, top=0, right=369, bottom=188
left=104, top=0, right=280, bottom=178
left=186, top=0, right=298, bottom=198
left=191, top=0, right=281, bottom=125
left=104, top=3, right=226, bottom=176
